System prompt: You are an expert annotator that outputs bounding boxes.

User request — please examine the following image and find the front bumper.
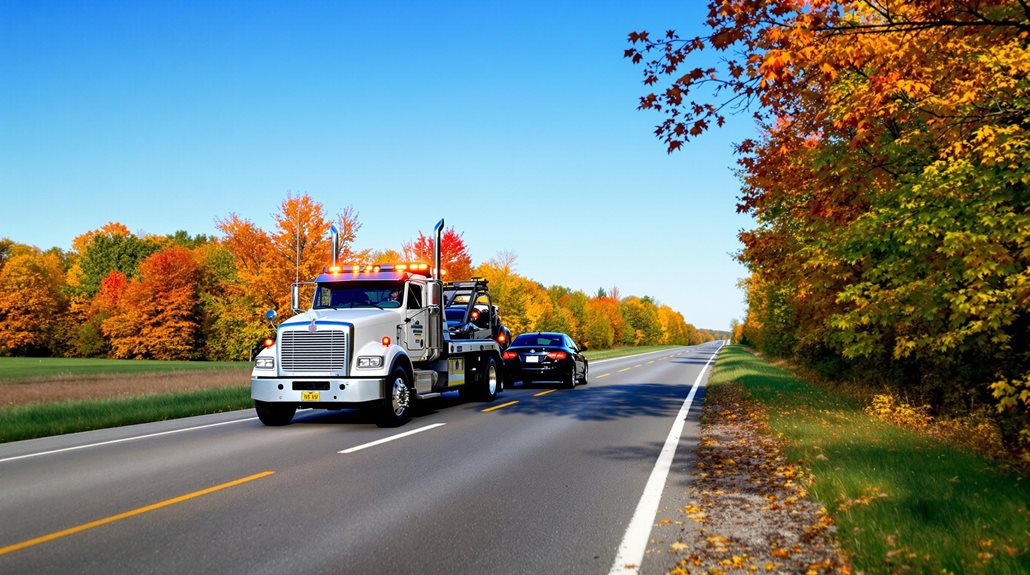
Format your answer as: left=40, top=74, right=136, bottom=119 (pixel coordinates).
left=252, top=376, right=386, bottom=404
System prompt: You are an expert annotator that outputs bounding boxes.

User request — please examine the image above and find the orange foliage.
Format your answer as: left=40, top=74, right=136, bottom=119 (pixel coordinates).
left=71, top=222, right=132, bottom=255
left=0, top=249, right=66, bottom=353
left=102, top=247, right=202, bottom=359
left=403, top=226, right=473, bottom=281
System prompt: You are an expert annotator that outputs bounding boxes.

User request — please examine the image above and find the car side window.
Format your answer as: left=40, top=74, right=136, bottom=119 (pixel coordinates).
left=566, top=336, right=577, bottom=351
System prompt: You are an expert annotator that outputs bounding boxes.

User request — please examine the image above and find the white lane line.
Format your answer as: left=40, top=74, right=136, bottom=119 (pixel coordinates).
left=0, top=417, right=260, bottom=464
left=338, top=423, right=446, bottom=454
left=608, top=341, right=725, bottom=575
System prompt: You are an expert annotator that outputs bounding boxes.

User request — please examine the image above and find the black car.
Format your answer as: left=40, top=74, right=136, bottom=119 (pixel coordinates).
left=501, top=332, right=588, bottom=389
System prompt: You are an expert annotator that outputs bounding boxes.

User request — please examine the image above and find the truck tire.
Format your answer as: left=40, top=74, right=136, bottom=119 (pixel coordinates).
left=254, top=400, right=296, bottom=426
left=376, top=366, right=412, bottom=427
left=479, top=356, right=500, bottom=401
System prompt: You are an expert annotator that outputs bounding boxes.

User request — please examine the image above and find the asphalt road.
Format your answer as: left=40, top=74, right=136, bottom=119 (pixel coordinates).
left=0, top=342, right=723, bottom=575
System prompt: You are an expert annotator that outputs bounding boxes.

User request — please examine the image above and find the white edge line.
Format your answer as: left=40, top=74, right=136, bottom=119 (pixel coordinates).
left=339, top=423, right=446, bottom=454
left=0, top=416, right=260, bottom=464
left=608, top=341, right=725, bottom=575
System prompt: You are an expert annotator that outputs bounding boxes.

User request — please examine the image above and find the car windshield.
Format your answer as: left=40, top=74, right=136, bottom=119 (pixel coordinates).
left=313, top=281, right=404, bottom=309
left=512, top=334, right=563, bottom=347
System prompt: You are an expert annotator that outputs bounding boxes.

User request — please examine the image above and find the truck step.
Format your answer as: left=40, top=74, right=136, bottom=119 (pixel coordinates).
left=416, top=392, right=442, bottom=400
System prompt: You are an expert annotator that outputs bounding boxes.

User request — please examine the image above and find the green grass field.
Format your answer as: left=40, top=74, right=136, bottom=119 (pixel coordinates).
left=709, top=345, right=1029, bottom=575
left=0, top=387, right=252, bottom=443
left=0, top=357, right=249, bottom=381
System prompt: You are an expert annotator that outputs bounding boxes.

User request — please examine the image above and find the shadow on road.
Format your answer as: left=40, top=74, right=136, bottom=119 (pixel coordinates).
left=498, top=382, right=708, bottom=422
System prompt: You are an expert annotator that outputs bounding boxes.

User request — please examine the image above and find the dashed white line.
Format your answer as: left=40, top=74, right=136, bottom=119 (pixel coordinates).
left=338, top=423, right=446, bottom=454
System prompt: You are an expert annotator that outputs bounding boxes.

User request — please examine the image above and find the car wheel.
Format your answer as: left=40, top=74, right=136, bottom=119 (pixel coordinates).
left=580, top=363, right=589, bottom=385
left=376, top=367, right=412, bottom=427
left=254, top=400, right=296, bottom=426
left=563, top=368, right=576, bottom=389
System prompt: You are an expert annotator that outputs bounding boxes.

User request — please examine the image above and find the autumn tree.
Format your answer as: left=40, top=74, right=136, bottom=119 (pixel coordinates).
left=102, top=247, right=202, bottom=359
left=0, top=243, right=68, bottom=355
left=68, top=224, right=158, bottom=298
left=583, top=298, right=616, bottom=349
left=404, top=226, right=473, bottom=281
left=628, top=1, right=1030, bottom=447
left=621, top=296, right=663, bottom=346
left=473, top=256, right=554, bottom=336
left=215, top=194, right=367, bottom=359
left=218, top=194, right=363, bottom=319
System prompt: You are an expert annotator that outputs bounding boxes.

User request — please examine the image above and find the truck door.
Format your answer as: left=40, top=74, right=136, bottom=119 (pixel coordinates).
left=403, top=282, right=428, bottom=357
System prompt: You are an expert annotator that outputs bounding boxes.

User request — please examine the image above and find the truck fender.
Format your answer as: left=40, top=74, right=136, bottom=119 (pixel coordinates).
left=388, top=349, right=414, bottom=383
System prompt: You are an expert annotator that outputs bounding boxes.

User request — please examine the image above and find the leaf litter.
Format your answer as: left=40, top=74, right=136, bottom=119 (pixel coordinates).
left=659, top=384, right=851, bottom=575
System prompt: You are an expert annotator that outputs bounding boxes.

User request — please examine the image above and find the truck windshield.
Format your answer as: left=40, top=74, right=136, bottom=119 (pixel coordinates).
left=314, top=281, right=405, bottom=309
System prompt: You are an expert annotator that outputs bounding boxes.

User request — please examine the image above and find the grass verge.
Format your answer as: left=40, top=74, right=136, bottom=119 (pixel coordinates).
left=583, top=344, right=684, bottom=361
left=710, top=345, right=1030, bottom=575
left=0, top=357, right=248, bottom=381
left=0, top=386, right=251, bottom=443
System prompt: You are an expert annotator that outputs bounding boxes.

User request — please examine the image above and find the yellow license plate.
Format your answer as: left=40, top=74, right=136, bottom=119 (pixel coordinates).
left=301, top=391, right=320, bottom=401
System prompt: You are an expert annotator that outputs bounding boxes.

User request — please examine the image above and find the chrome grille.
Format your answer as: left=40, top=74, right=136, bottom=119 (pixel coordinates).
left=280, top=330, right=348, bottom=373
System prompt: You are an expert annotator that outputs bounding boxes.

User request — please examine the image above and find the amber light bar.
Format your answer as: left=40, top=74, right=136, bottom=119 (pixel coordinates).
left=323, top=263, right=434, bottom=275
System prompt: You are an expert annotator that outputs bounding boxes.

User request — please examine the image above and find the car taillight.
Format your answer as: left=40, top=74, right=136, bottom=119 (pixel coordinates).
left=546, top=351, right=567, bottom=360
left=502, top=351, right=517, bottom=360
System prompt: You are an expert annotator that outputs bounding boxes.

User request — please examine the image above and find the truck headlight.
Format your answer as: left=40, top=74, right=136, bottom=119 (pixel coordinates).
left=255, top=357, right=275, bottom=369
left=357, top=356, right=384, bottom=369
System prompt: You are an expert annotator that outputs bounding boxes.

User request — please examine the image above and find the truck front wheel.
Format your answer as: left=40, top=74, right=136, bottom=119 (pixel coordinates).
left=254, top=400, right=296, bottom=426
left=376, top=367, right=412, bottom=427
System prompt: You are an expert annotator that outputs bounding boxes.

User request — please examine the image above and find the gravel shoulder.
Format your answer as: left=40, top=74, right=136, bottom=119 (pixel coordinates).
left=656, top=384, right=851, bottom=575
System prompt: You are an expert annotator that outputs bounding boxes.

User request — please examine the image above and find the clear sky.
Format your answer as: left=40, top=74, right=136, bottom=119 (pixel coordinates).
left=1, top=1, right=756, bottom=331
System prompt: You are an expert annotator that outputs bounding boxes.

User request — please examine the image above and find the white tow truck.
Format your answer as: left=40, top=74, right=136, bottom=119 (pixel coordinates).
left=251, top=219, right=507, bottom=427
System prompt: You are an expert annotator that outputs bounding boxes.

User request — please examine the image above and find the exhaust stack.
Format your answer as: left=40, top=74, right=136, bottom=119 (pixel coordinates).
left=330, top=224, right=340, bottom=266
left=433, top=218, right=444, bottom=280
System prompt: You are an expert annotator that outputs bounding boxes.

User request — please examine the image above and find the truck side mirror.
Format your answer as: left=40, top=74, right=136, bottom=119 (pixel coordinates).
left=265, top=309, right=277, bottom=329
left=291, top=284, right=301, bottom=313
left=428, top=282, right=442, bottom=307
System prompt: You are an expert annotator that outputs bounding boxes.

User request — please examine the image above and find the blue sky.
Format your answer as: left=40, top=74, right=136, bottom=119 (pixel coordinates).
left=1, top=1, right=756, bottom=331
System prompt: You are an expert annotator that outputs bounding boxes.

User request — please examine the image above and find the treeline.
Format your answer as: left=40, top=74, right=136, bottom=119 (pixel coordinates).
left=0, top=195, right=722, bottom=361
left=629, top=1, right=1028, bottom=451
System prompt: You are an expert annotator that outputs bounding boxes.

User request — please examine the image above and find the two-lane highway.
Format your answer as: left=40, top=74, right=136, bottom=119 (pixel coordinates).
left=0, top=342, right=723, bottom=574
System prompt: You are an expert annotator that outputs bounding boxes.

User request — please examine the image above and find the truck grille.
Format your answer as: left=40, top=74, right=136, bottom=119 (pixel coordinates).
left=280, top=330, right=348, bottom=374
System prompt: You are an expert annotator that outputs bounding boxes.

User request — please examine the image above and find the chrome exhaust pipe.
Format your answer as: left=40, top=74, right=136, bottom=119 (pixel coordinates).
left=433, top=218, right=444, bottom=280
left=330, top=224, right=339, bottom=266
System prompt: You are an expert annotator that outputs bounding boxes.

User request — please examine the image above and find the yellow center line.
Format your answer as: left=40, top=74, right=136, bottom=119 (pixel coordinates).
left=0, top=471, right=275, bottom=556
left=618, top=368, right=632, bottom=372
left=533, top=389, right=557, bottom=397
left=481, top=400, right=519, bottom=412
left=633, top=364, right=642, bottom=368
left=596, top=373, right=610, bottom=378
left=647, top=360, right=655, bottom=364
